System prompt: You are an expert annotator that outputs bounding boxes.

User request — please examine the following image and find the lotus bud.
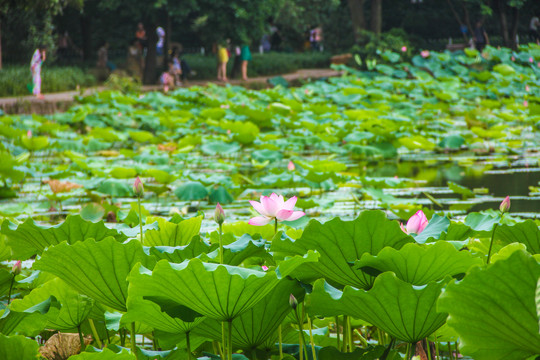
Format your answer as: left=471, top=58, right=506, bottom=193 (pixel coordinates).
left=133, top=176, right=144, bottom=197
left=401, top=46, right=407, bottom=52
left=12, top=260, right=22, bottom=276
left=287, top=161, right=295, bottom=171
left=289, top=294, right=298, bottom=310
left=214, top=203, right=225, bottom=225
left=262, top=265, right=269, bottom=271
left=499, top=196, right=510, bottom=213
left=27, top=130, right=32, bottom=138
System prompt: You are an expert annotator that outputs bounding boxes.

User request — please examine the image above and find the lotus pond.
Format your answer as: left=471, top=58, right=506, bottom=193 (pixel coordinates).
left=0, top=45, right=539, bottom=360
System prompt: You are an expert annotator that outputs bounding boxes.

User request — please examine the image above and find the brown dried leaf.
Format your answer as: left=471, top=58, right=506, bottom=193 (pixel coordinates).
left=39, top=332, right=93, bottom=360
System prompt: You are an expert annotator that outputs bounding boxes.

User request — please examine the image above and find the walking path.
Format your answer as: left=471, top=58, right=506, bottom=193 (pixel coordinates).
left=0, top=68, right=341, bottom=115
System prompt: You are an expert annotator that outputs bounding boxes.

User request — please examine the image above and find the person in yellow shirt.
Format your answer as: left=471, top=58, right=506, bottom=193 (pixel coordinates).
left=217, top=44, right=229, bottom=81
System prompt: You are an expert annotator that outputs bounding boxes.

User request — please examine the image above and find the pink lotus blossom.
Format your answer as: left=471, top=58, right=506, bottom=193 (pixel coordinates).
left=524, top=100, right=529, bottom=107
left=287, top=161, right=295, bottom=171
left=12, top=260, right=22, bottom=275
left=537, top=62, right=540, bottom=68
left=27, top=130, right=32, bottom=138
left=220, top=104, right=230, bottom=109
left=499, top=196, right=510, bottom=213
left=400, top=210, right=428, bottom=235
left=214, top=203, right=225, bottom=225
left=248, top=193, right=305, bottom=226
left=511, top=56, right=515, bottom=61
left=262, top=265, right=269, bottom=271
left=133, top=176, right=144, bottom=197
left=227, top=129, right=231, bottom=135
left=529, top=57, right=534, bottom=63
left=420, top=50, right=430, bottom=58
left=401, top=46, right=407, bottom=52
left=526, top=85, right=530, bottom=92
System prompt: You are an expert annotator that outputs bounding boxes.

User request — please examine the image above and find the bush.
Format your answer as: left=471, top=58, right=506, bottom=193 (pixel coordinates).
left=0, top=66, right=96, bottom=97
left=183, top=52, right=331, bottom=80
left=351, top=29, right=413, bottom=69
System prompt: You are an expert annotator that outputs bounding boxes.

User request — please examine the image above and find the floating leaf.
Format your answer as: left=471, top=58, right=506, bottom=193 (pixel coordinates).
left=0, top=334, right=40, bottom=360
left=173, top=182, right=208, bottom=201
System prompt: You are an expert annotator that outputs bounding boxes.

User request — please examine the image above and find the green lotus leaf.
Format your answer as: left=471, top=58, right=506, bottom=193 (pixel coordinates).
left=21, top=135, right=49, bottom=151
left=144, top=216, right=202, bottom=247
left=0, top=334, right=40, bottom=360
left=202, top=234, right=268, bottom=266
left=1, top=215, right=126, bottom=260
left=173, top=182, right=208, bottom=201
left=208, top=185, right=234, bottom=204
left=356, top=241, right=482, bottom=285
left=128, top=130, right=156, bottom=143
left=251, top=149, right=283, bottom=162
left=97, top=179, right=132, bottom=197
left=493, top=63, right=515, bottom=76
left=0, top=296, right=56, bottom=336
left=271, top=211, right=413, bottom=289
left=34, top=238, right=155, bottom=312
left=147, top=239, right=212, bottom=263
left=193, top=277, right=305, bottom=350
left=80, top=203, right=106, bottom=222
left=128, top=258, right=281, bottom=321
left=145, top=169, right=176, bottom=184
left=201, top=141, right=240, bottom=155
left=69, top=347, right=135, bottom=359
left=309, top=274, right=448, bottom=343
left=414, top=214, right=450, bottom=244
left=495, top=220, right=540, bottom=254
left=124, top=293, right=204, bottom=334
left=109, top=167, right=137, bottom=179
left=438, top=250, right=540, bottom=360
left=11, top=278, right=93, bottom=331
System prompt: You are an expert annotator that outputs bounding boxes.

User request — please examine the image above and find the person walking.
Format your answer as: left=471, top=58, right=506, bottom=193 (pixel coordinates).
left=473, top=20, right=489, bottom=52
left=240, top=43, right=252, bottom=81
left=30, top=45, right=46, bottom=99
left=530, top=14, right=540, bottom=44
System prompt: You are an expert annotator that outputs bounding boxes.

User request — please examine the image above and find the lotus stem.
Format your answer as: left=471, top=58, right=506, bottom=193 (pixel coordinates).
left=294, top=306, right=306, bottom=360
left=353, top=329, right=368, bottom=348
left=447, top=343, right=453, bottom=360
left=486, top=222, right=499, bottom=265
left=138, top=196, right=144, bottom=246
left=434, top=331, right=439, bottom=360
left=77, top=325, right=85, bottom=353
left=335, top=316, right=340, bottom=350
left=426, top=339, right=432, bottom=360
left=308, top=316, right=317, bottom=360
left=341, top=315, right=347, bottom=352
left=131, top=322, right=138, bottom=359
left=405, top=343, right=411, bottom=360
left=7, top=274, right=15, bottom=305
left=347, top=315, right=352, bottom=351
left=222, top=322, right=227, bottom=360
left=152, top=331, right=158, bottom=350
left=186, top=331, right=192, bottom=360
left=455, top=340, right=459, bottom=359
left=274, top=218, right=278, bottom=235
left=219, top=223, right=224, bottom=264
left=278, top=325, right=283, bottom=359
left=88, top=319, right=102, bottom=349
left=377, top=328, right=383, bottom=346
left=228, top=319, right=233, bottom=360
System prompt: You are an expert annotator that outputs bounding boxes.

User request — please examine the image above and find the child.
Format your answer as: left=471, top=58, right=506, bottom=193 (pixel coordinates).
left=160, top=61, right=175, bottom=92
left=30, top=45, right=47, bottom=99
left=217, top=44, right=229, bottom=82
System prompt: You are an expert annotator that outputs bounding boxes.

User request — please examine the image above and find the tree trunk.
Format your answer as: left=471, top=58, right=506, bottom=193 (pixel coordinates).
left=370, top=0, right=382, bottom=35
left=510, top=7, right=519, bottom=49
left=348, top=0, right=366, bottom=41
left=445, top=0, right=468, bottom=42
left=495, top=0, right=510, bottom=47
left=164, top=11, right=171, bottom=67
left=143, top=22, right=158, bottom=85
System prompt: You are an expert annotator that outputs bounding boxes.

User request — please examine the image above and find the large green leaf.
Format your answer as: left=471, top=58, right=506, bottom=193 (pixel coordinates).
left=1, top=215, right=126, bottom=259
left=271, top=211, right=413, bottom=289
left=11, top=278, right=94, bottom=331
left=128, top=258, right=281, bottom=321
left=309, top=274, right=448, bottom=343
left=147, top=239, right=212, bottom=263
left=495, top=220, right=540, bottom=254
left=355, top=241, right=482, bottom=285
left=34, top=238, right=155, bottom=312
left=0, top=296, right=55, bottom=336
left=144, top=216, right=202, bottom=247
left=202, top=234, right=269, bottom=266
left=0, top=334, right=40, bottom=360
left=438, top=250, right=540, bottom=360
left=69, top=347, right=135, bottom=359
left=193, top=277, right=304, bottom=349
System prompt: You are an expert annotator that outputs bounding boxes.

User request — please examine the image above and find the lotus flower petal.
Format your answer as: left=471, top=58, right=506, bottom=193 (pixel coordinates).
left=406, top=210, right=428, bottom=234
left=248, top=216, right=272, bottom=226
left=286, top=211, right=305, bottom=222
left=276, top=209, right=294, bottom=221
left=261, top=196, right=278, bottom=217
left=249, top=200, right=267, bottom=217
left=283, top=196, right=297, bottom=210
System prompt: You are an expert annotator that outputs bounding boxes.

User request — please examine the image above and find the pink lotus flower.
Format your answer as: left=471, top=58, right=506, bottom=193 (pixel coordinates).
left=133, top=176, right=144, bottom=197
left=511, top=56, right=515, bottom=61
left=262, top=265, right=269, bottom=271
left=27, top=130, right=32, bottom=138
left=248, top=193, right=305, bottom=226
left=400, top=210, right=428, bottom=234
left=214, top=203, right=225, bottom=225
left=420, top=50, right=430, bottom=58
left=526, top=85, right=530, bottom=92
left=499, top=196, right=510, bottom=213
left=287, top=161, right=295, bottom=171
left=524, top=100, right=529, bottom=107
left=401, top=46, right=407, bottom=52
left=529, top=57, right=534, bottom=63
left=12, top=260, right=22, bottom=275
